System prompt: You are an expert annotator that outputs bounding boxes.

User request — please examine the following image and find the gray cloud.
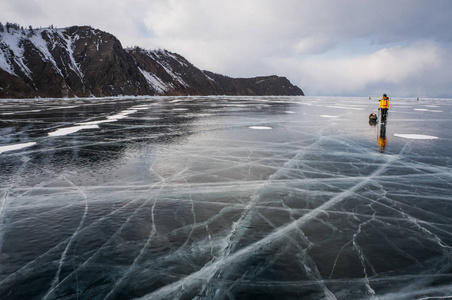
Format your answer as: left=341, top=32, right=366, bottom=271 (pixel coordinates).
left=275, top=41, right=452, bottom=97
left=2, top=0, right=452, bottom=96
left=0, top=0, right=44, bottom=19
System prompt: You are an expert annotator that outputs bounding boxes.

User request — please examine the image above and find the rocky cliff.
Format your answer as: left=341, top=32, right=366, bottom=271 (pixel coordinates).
left=0, top=23, right=304, bottom=98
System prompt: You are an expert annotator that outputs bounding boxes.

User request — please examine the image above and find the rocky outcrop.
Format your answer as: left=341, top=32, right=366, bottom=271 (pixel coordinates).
left=202, top=72, right=303, bottom=96
left=0, top=23, right=304, bottom=98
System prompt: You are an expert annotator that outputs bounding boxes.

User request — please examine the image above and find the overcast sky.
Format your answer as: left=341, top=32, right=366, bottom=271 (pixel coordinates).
left=2, top=0, right=452, bottom=97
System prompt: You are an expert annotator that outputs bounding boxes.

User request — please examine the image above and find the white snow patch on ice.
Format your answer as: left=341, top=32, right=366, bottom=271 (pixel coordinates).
left=48, top=125, right=99, bottom=137
left=79, top=107, right=139, bottom=126
left=249, top=126, right=272, bottom=130
left=326, top=105, right=364, bottom=111
left=414, top=108, right=443, bottom=113
left=106, top=109, right=137, bottom=120
left=320, top=115, right=339, bottom=118
left=285, top=111, right=296, bottom=114
left=394, top=134, right=439, bottom=140
left=79, top=120, right=112, bottom=125
left=0, top=142, right=37, bottom=154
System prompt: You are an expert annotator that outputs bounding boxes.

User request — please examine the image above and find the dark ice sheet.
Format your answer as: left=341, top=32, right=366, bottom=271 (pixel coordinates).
left=0, top=96, right=451, bottom=299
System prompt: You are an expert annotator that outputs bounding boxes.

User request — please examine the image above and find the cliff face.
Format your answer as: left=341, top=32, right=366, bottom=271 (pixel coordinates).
left=0, top=24, right=304, bottom=98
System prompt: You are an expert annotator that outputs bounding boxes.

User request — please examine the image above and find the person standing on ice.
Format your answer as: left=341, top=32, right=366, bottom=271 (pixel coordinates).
left=378, top=94, right=389, bottom=123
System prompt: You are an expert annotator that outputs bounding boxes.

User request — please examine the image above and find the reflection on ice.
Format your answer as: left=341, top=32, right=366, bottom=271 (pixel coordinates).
left=0, top=96, right=451, bottom=299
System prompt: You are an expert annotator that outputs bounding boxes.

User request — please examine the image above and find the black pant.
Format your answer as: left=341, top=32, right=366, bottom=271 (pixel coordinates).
left=380, top=108, right=388, bottom=123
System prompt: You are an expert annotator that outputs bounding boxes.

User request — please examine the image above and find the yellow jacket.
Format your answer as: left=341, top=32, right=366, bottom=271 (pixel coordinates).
left=379, top=97, right=389, bottom=109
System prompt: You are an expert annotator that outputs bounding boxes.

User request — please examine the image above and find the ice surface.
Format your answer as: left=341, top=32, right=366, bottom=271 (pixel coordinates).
left=0, top=96, right=451, bottom=299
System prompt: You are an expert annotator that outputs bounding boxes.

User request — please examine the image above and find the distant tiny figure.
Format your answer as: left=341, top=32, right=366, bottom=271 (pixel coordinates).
left=378, top=94, right=389, bottom=123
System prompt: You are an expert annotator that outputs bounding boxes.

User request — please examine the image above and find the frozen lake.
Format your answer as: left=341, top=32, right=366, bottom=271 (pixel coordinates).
left=1, top=96, right=451, bottom=299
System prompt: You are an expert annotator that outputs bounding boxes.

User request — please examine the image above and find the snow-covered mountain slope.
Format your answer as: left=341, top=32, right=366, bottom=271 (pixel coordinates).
left=0, top=23, right=304, bottom=98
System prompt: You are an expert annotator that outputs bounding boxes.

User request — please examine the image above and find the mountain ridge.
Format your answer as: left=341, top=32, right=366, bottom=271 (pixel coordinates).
left=0, top=23, right=304, bottom=99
